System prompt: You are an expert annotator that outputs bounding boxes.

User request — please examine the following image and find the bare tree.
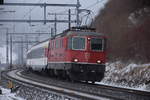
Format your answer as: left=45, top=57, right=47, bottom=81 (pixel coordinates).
left=94, top=0, right=150, bottom=63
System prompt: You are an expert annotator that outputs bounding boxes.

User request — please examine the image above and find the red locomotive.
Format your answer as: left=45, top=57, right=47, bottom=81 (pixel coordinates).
left=27, top=27, right=107, bottom=82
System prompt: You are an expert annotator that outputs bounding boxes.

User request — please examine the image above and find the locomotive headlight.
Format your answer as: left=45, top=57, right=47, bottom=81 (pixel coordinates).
left=97, top=60, right=101, bottom=63
left=88, top=38, right=91, bottom=40
left=74, top=59, right=78, bottom=62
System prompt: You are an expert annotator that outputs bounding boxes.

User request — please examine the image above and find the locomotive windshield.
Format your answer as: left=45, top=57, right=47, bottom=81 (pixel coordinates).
left=91, top=38, right=103, bottom=51
left=72, top=37, right=86, bottom=50
left=68, top=37, right=86, bottom=50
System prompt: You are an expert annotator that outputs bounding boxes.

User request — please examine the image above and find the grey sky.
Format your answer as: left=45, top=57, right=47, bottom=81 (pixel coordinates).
left=1, top=0, right=108, bottom=33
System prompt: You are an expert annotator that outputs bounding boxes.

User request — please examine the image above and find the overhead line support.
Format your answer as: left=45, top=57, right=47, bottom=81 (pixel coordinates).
left=0, top=19, right=76, bottom=23
left=12, top=41, right=38, bottom=43
left=2, top=3, right=77, bottom=7
left=8, top=33, right=49, bottom=35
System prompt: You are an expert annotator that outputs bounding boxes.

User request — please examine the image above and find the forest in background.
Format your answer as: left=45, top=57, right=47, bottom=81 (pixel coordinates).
left=94, top=0, right=150, bottom=63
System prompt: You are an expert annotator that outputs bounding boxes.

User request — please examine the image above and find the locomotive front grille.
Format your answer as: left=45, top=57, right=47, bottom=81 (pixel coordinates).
left=71, top=63, right=105, bottom=73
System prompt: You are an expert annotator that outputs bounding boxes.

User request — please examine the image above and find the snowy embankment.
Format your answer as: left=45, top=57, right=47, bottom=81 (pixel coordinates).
left=99, top=62, right=150, bottom=91
left=0, top=87, right=25, bottom=100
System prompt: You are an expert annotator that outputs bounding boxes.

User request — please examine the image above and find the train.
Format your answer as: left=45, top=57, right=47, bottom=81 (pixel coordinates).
left=26, top=27, right=107, bottom=83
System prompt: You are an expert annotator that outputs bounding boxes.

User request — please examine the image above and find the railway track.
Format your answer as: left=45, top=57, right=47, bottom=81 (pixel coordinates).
left=2, top=69, right=112, bottom=100
left=1, top=69, right=150, bottom=100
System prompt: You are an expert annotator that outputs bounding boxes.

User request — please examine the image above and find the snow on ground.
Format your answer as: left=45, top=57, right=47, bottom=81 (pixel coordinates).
left=0, top=87, right=25, bottom=100
left=97, top=61, right=150, bottom=91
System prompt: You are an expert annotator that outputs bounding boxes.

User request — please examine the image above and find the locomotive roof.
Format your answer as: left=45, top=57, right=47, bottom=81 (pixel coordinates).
left=53, top=27, right=105, bottom=38
left=67, top=31, right=104, bottom=36
left=54, top=31, right=105, bottom=38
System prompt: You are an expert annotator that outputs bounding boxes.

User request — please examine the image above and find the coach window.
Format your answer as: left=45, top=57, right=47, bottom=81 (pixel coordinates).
left=34, top=49, right=38, bottom=58
left=31, top=50, right=35, bottom=58
left=42, top=48, right=45, bottom=57
left=40, top=48, right=44, bottom=58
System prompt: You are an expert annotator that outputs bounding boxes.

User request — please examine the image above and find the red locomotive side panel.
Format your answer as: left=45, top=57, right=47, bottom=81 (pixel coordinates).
left=48, top=37, right=68, bottom=63
left=47, top=35, right=106, bottom=64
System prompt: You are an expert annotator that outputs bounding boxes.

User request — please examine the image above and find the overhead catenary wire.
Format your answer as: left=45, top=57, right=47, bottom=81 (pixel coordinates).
left=77, top=0, right=105, bottom=26
left=22, top=0, right=43, bottom=19
left=85, top=0, right=104, bottom=9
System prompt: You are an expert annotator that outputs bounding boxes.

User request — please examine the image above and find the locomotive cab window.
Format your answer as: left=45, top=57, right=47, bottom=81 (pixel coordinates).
left=72, top=37, right=86, bottom=50
left=91, top=38, right=103, bottom=51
